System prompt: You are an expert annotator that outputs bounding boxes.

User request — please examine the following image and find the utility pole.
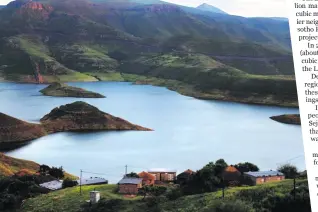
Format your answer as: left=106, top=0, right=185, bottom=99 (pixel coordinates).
left=222, top=176, right=225, bottom=200
left=80, top=169, right=82, bottom=195
left=125, top=165, right=128, bottom=176
left=293, top=177, right=296, bottom=200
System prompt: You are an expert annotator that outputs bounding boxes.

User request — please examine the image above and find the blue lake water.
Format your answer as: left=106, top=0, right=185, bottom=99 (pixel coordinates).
left=0, top=82, right=304, bottom=183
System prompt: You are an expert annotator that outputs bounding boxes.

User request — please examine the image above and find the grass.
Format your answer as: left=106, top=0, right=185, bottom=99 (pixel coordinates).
left=10, top=35, right=52, bottom=62
left=21, top=184, right=140, bottom=212
left=20, top=179, right=308, bottom=212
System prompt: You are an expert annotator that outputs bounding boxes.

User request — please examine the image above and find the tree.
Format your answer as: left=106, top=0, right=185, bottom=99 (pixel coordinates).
left=235, top=162, right=260, bottom=173
left=125, top=172, right=139, bottom=178
left=278, top=164, right=298, bottom=179
left=181, top=159, right=228, bottom=195
left=49, top=166, right=64, bottom=179
left=39, top=165, right=51, bottom=176
left=215, top=159, right=228, bottom=177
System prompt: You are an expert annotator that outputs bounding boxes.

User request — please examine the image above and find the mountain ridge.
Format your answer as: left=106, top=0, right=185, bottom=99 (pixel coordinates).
left=196, top=3, right=227, bottom=14
left=0, top=0, right=297, bottom=107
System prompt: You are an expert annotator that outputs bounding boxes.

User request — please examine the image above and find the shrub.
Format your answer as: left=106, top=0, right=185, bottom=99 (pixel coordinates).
left=62, top=178, right=78, bottom=189
left=202, top=200, right=255, bottom=212
left=166, top=187, right=183, bottom=200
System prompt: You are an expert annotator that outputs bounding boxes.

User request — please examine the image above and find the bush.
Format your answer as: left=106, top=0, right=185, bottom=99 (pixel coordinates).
left=202, top=200, right=255, bottom=212
left=166, top=187, right=183, bottom=200
left=49, top=167, right=64, bottom=179
left=0, top=193, right=20, bottom=211
left=62, top=178, right=78, bottom=189
left=81, top=199, right=124, bottom=212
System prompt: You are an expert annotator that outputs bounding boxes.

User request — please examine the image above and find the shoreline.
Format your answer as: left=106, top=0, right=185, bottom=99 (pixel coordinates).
left=0, top=73, right=299, bottom=108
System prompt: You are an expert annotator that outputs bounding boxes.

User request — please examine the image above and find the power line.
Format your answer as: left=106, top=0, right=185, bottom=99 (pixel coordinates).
left=276, top=154, right=304, bottom=166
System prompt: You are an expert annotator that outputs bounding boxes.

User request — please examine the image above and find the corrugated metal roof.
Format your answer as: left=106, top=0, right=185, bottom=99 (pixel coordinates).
left=39, top=180, right=63, bottom=190
left=77, top=177, right=108, bottom=185
left=118, top=177, right=143, bottom=185
left=245, top=171, right=284, bottom=177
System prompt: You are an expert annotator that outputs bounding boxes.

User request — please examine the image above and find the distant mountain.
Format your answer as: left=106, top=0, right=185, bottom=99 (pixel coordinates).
left=196, top=3, right=227, bottom=14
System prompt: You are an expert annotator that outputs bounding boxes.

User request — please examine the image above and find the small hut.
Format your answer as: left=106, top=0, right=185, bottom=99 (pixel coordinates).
left=222, top=166, right=241, bottom=186
left=118, top=177, right=143, bottom=194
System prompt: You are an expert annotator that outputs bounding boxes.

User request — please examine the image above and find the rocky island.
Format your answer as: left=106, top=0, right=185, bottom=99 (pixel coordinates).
left=40, top=101, right=152, bottom=133
left=40, top=82, right=105, bottom=98
left=0, top=113, right=47, bottom=150
left=270, top=114, right=301, bottom=125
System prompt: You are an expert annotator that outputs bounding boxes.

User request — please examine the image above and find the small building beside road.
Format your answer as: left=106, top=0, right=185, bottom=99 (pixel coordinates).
left=118, top=177, right=143, bottom=194
left=244, top=171, right=285, bottom=186
left=222, top=165, right=241, bottom=186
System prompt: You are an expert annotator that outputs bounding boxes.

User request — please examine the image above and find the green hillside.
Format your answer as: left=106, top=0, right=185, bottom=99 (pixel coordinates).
left=0, top=0, right=298, bottom=106
left=20, top=180, right=309, bottom=212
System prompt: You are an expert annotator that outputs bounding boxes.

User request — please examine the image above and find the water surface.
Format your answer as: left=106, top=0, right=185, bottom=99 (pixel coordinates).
left=0, top=82, right=304, bottom=183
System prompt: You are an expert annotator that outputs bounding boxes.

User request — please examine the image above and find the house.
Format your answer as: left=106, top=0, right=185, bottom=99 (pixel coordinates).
left=244, top=171, right=285, bottom=186
left=222, top=166, right=241, bottom=186
left=77, top=177, right=108, bottom=186
left=39, top=180, right=63, bottom=190
left=148, top=169, right=177, bottom=183
left=118, top=177, right=143, bottom=194
left=138, top=171, right=155, bottom=185
left=177, top=169, right=195, bottom=185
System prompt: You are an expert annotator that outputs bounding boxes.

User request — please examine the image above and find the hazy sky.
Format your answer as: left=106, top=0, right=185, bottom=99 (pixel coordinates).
left=0, top=0, right=288, bottom=17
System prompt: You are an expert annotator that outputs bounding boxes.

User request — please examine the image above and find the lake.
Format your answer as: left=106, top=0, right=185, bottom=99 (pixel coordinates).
left=0, top=82, right=304, bottom=183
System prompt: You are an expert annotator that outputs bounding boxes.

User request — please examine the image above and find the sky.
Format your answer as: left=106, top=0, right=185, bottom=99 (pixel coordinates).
left=0, top=0, right=289, bottom=18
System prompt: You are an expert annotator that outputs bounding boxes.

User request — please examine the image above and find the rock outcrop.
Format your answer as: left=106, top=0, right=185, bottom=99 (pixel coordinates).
left=40, top=101, right=152, bottom=133
left=40, top=82, right=105, bottom=98
left=270, top=114, right=301, bottom=125
left=0, top=113, right=47, bottom=150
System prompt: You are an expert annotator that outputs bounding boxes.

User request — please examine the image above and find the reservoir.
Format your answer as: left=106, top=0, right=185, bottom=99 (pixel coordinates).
left=0, top=82, right=304, bottom=183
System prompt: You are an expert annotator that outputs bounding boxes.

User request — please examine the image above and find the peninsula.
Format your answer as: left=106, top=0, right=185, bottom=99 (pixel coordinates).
left=0, top=102, right=151, bottom=150
left=270, top=114, right=301, bottom=125
left=0, top=113, right=46, bottom=150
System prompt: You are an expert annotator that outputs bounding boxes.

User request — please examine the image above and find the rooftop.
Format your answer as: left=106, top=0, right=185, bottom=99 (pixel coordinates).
left=138, top=171, right=156, bottom=180
left=39, top=180, right=63, bottom=190
left=118, top=177, right=143, bottom=185
left=148, top=168, right=177, bottom=173
left=245, top=171, right=284, bottom=177
left=77, top=177, right=108, bottom=185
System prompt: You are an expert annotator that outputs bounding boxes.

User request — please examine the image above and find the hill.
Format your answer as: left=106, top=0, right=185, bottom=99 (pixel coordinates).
left=0, top=113, right=47, bottom=150
left=20, top=179, right=309, bottom=212
left=40, top=101, right=152, bottom=133
left=0, top=153, right=39, bottom=176
left=0, top=0, right=297, bottom=106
